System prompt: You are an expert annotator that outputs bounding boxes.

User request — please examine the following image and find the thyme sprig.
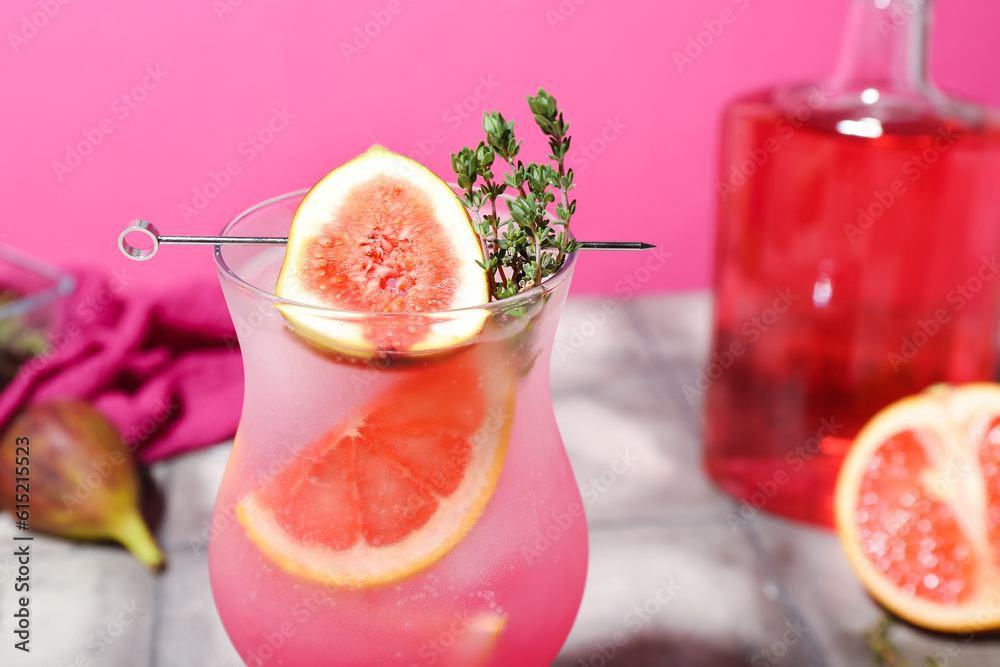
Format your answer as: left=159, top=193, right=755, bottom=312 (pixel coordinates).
left=451, top=89, right=579, bottom=301
left=866, top=614, right=947, bottom=667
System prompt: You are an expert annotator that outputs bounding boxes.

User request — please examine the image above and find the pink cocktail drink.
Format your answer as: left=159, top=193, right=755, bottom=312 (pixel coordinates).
left=209, top=192, right=587, bottom=666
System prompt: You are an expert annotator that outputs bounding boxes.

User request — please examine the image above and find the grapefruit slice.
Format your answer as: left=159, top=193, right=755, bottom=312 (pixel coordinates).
left=275, top=145, right=489, bottom=354
left=835, top=383, right=1000, bottom=632
left=236, top=353, right=514, bottom=587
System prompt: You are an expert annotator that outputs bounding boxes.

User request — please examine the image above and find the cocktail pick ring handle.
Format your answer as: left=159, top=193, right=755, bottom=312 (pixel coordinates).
left=118, top=220, right=161, bottom=261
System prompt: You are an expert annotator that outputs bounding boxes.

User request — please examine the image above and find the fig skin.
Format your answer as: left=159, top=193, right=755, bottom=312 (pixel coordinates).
left=0, top=400, right=163, bottom=569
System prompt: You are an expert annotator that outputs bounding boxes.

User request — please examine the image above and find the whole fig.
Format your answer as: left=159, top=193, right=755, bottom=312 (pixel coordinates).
left=0, top=400, right=163, bottom=569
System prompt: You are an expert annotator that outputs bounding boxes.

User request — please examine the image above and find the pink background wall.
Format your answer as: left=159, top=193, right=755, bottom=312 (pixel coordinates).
left=4, top=0, right=1000, bottom=294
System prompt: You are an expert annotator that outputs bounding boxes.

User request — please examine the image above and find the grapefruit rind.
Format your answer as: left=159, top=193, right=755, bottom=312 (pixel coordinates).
left=236, top=384, right=516, bottom=588
left=274, top=145, right=489, bottom=356
left=834, top=383, right=1000, bottom=633
left=274, top=303, right=492, bottom=359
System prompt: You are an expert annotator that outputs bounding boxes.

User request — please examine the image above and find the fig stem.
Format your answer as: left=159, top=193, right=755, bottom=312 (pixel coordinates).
left=112, top=511, right=165, bottom=570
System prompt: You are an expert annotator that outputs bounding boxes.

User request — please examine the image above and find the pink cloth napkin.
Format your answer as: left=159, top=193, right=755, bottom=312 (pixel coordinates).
left=0, top=270, right=244, bottom=463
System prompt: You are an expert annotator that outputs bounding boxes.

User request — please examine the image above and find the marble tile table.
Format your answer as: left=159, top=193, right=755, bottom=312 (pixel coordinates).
left=2, top=294, right=998, bottom=666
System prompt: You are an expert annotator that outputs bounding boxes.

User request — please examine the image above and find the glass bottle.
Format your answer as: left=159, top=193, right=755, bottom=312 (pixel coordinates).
left=704, top=0, right=1000, bottom=526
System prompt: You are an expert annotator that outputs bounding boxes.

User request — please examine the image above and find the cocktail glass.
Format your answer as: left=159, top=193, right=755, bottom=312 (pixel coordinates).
left=209, top=190, right=587, bottom=666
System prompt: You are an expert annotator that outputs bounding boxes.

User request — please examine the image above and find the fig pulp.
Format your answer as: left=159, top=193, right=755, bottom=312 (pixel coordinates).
left=0, top=400, right=164, bottom=569
left=274, top=145, right=489, bottom=355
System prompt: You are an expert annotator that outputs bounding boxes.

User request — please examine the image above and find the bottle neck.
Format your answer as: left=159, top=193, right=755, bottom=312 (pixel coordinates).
left=829, top=0, right=933, bottom=96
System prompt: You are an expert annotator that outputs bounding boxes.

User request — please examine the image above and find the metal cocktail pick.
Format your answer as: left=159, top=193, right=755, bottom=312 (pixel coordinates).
left=117, top=220, right=656, bottom=261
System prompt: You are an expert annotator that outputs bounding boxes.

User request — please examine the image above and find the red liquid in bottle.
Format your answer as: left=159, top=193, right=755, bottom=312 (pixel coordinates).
left=704, top=88, right=1000, bottom=526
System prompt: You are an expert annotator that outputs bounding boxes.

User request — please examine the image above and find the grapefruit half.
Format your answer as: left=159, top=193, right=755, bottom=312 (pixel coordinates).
left=274, top=145, right=489, bottom=354
left=236, top=353, right=514, bottom=587
left=835, top=383, right=1000, bottom=632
